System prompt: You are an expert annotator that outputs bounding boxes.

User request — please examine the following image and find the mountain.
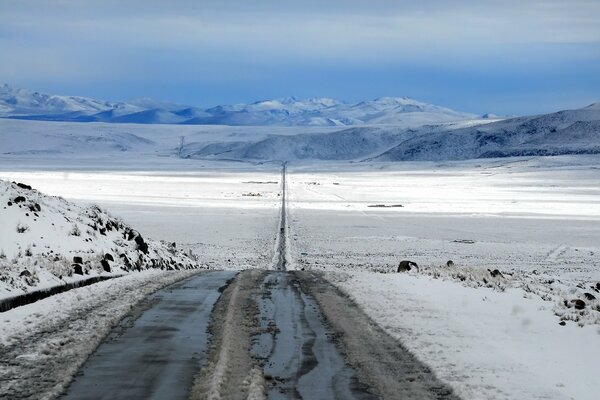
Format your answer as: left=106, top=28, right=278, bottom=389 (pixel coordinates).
left=0, top=84, right=476, bottom=127
left=371, top=103, right=600, bottom=161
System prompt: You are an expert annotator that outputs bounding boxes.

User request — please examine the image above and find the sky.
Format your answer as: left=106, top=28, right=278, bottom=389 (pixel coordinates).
left=1, top=0, right=599, bottom=115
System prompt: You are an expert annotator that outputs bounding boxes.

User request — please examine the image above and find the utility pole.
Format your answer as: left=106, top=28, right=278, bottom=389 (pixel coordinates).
left=178, top=136, right=185, bottom=158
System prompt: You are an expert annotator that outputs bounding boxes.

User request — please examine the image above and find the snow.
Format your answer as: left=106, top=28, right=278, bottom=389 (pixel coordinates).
left=285, top=156, right=600, bottom=399
left=0, top=178, right=199, bottom=300
left=0, top=84, right=476, bottom=126
left=329, top=271, right=600, bottom=400
left=1, top=111, right=600, bottom=399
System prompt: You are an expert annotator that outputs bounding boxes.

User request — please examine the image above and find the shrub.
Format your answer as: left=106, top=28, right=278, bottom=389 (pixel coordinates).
left=16, top=222, right=29, bottom=233
left=70, top=224, right=81, bottom=236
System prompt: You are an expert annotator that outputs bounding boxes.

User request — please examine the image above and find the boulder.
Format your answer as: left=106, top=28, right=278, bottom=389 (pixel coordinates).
left=584, top=292, right=596, bottom=301
left=397, top=260, right=418, bottom=272
left=104, top=253, right=114, bottom=261
left=571, top=299, right=586, bottom=310
left=73, top=256, right=83, bottom=264
left=72, top=264, right=84, bottom=275
left=101, top=259, right=111, bottom=273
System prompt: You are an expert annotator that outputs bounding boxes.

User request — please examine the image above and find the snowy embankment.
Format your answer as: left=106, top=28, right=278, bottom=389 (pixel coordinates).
left=328, top=271, right=600, bottom=400
left=0, top=179, right=200, bottom=302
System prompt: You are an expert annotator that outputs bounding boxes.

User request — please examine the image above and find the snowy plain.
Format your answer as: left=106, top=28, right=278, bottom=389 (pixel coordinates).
left=1, top=117, right=600, bottom=399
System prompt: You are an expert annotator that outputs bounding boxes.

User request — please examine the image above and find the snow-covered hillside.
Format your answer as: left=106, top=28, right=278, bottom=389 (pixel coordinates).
left=0, top=84, right=476, bottom=127
left=0, top=179, right=199, bottom=299
left=372, top=103, right=600, bottom=161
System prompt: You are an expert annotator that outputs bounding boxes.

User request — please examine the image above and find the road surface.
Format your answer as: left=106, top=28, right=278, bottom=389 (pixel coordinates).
left=61, top=271, right=236, bottom=400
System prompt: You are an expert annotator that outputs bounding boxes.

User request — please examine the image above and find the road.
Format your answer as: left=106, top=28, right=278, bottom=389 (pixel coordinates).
left=61, top=271, right=236, bottom=400
left=276, top=161, right=288, bottom=271
left=60, top=165, right=458, bottom=399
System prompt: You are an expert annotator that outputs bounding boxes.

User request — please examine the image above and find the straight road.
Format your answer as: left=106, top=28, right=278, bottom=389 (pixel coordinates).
left=276, top=161, right=288, bottom=271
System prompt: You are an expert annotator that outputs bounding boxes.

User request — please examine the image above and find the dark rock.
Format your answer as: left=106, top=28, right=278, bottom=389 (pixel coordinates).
left=127, top=230, right=136, bottom=241
left=584, top=292, right=596, bottom=301
left=15, top=182, right=32, bottom=190
left=19, top=270, right=31, bottom=277
left=446, top=260, right=454, bottom=267
left=488, top=269, right=504, bottom=278
left=73, top=256, right=83, bottom=264
left=135, top=235, right=149, bottom=254
left=99, top=228, right=106, bottom=235
left=559, top=321, right=566, bottom=326
left=34, top=203, right=41, bottom=211
left=101, top=259, right=111, bottom=272
left=13, top=196, right=26, bottom=203
left=104, top=253, right=114, bottom=261
left=7, top=201, right=12, bottom=206
left=397, top=260, right=418, bottom=272
left=571, top=299, right=586, bottom=310
left=72, top=264, right=84, bottom=275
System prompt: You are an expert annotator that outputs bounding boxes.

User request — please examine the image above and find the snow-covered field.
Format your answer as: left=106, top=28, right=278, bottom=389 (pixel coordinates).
left=0, top=163, right=281, bottom=270
left=1, top=152, right=599, bottom=399
left=286, top=155, right=600, bottom=400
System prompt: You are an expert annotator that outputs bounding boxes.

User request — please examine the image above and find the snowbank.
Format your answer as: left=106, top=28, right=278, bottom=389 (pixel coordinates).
left=0, top=179, right=200, bottom=300
left=329, top=270, right=600, bottom=400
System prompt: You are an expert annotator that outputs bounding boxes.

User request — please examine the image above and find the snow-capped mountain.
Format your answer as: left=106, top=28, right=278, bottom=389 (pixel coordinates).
left=0, top=84, right=476, bottom=127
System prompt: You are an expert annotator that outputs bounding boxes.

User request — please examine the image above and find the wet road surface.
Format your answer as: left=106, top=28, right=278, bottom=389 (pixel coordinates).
left=61, top=271, right=236, bottom=400
left=252, top=271, right=374, bottom=399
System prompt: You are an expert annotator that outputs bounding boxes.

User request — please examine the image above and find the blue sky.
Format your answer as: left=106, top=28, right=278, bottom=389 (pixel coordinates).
left=1, top=0, right=599, bottom=115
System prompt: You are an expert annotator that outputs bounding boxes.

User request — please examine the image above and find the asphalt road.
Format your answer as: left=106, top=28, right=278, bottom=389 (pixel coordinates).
left=61, top=271, right=236, bottom=400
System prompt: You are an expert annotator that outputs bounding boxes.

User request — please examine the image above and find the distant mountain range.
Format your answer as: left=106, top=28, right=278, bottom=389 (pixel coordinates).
left=2, top=84, right=598, bottom=162
left=0, top=84, right=478, bottom=127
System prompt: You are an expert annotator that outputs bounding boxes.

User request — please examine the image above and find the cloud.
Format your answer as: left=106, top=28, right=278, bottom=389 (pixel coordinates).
left=1, top=0, right=599, bottom=114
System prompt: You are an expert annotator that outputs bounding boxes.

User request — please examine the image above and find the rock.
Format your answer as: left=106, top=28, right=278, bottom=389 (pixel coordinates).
left=135, top=235, right=149, bottom=254
left=99, top=228, right=106, bottom=235
left=7, top=201, right=12, bottom=206
left=73, top=256, right=83, bottom=264
left=571, top=299, right=586, bottom=310
left=559, top=321, right=566, bottom=326
left=127, top=230, right=136, bottom=241
left=446, top=260, right=454, bottom=267
left=104, top=253, right=114, bottom=262
left=13, top=196, right=26, bottom=203
left=584, top=292, right=596, bottom=301
left=72, top=263, right=84, bottom=275
left=488, top=269, right=504, bottom=278
left=19, top=270, right=31, bottom=277
left=397, top=260, right=418, bottom=272
left=597, top=282, right=600, bottom=291
left=101, top=259, right=111, bottom=272
left=15, top=182, right=32, bottom=190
